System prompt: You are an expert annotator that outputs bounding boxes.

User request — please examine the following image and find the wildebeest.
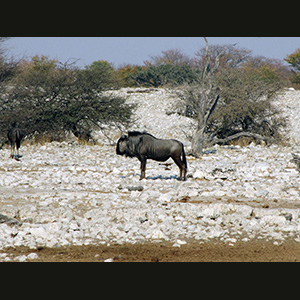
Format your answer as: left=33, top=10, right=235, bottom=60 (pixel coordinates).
left=116, top=131, right=187, bottom=181
left=7, top=122, right=23, bottom=159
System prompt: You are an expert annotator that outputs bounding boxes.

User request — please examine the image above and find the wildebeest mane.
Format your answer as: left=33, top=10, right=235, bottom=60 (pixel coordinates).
left=128, top=131, right=157, bottom=139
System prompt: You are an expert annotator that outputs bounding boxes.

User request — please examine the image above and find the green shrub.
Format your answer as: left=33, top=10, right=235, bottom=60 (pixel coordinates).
left=132, top=64, right=199, bottom=87
left=0, top=56, right=134, bottom=143
left=285, top=49, right=300, bottom=89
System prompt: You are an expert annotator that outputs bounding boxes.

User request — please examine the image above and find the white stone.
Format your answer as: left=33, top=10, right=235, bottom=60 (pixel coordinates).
left=158, top=193, right=172, bottom=202
left=15, top=255, right=27, bottom=262
left=176, top=239, right=187, bottom=245
left=148, top=228, right=165, bottom=240
left=188, top=190, right=199, bottom=197
left=29, top=227, right=46, bottom=238
left=27, top=253, right=39, bottom=260
left=104, top=258, right=114, bottom=262
left=1, top=89, right=300, bottom=249
left=193, top=170, right=207, bottom=179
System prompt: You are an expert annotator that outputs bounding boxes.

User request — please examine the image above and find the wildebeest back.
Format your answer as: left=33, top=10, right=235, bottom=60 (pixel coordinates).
left=137, top=134, right=184, bottom=162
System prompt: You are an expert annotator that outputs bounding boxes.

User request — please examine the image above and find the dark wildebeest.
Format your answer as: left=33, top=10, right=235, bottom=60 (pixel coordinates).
left=7, top=122, right=23, bottom=159
left=116, top=131, right=187, bottom=181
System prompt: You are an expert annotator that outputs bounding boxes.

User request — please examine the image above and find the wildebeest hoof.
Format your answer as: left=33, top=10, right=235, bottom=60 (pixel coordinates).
left=13, top=155, right=21, bottom=161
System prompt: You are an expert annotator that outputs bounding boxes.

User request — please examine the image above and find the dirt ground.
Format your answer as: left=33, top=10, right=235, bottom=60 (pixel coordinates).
left=3, top=240, right=300, bottom=262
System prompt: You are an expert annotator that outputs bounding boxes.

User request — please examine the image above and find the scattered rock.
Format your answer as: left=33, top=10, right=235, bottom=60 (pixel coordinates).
left=127, top=186, right=144, bottom=191
left=139, top=216, right=148, bottom=224
left=27, top=253, right=39, bottom=260
left=193, top=170, right=206, bottom=180
left=0, top=88, right=300, bottom=250
left=291, top=153, right=300, bottom=171
left=0, top=214, right=22, bottom=226
left=280, top=213, right=293, bottom=222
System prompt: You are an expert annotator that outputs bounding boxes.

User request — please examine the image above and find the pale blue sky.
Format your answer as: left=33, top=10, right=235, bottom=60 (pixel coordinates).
left=3, top=37, right=300, bottom=68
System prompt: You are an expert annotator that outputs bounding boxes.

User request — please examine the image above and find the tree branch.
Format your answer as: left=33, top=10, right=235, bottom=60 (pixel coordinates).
left=206, top=131, right=274, bottom=147
left=202, top=37, right=210, bottom=79
left=204, top=95, right=219, bottom=125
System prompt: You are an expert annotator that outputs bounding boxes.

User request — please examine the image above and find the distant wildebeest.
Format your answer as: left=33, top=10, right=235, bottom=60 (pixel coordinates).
left=116, top=131, right=187, bottom=181
left=7, top=122, right=23, bottom=159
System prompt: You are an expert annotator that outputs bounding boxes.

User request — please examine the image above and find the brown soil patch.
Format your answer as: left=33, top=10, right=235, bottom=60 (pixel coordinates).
left=3, top=240, right=300, bottom=262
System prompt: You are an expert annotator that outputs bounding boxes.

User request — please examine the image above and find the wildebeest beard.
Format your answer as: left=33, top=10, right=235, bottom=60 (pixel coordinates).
left=124, top=149, right=135, bottom=158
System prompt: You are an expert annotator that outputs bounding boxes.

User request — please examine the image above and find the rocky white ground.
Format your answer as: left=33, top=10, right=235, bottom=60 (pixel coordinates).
left=1, top=87, right=300, bottom=261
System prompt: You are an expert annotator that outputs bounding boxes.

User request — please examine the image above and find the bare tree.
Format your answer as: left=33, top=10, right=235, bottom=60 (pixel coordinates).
left=0, top=37, right=10, bottom=55
left=181, top=37, right=222, bottom=157
left=147, top=48, right=193, bottom=66
left=195, top=43, right=251, bottom=69
left=180, top=38, right=287, bottom=157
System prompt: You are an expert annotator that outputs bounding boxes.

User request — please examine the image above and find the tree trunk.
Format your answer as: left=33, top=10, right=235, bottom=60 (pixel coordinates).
left=191, top=121, right=206, bottom=157
left=191, top=94, right=219, bottom=157
left=184, top=38, right=223, bottom=158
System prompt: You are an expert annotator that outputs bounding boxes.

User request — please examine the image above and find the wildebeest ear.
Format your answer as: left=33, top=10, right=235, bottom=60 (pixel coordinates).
left=121, top=134, right=127, bottom=139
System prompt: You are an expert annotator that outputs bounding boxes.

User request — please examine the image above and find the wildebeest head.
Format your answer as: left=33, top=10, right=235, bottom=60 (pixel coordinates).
left=116, top=133, right=142, bottom=158
left=116, top=135, right=128, bottom=155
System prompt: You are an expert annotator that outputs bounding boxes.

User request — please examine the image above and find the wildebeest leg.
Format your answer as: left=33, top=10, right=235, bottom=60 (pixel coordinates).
left=181, top=159, right=187, bottom=181
left=16, top=141, right=21, bottom=158
left=182, top=166, right=187, bottom=181
left=172, top=156, right=187, bottom=181
left=140, top=157, right=147, bottom=180
left=10, top=143, right=14, bottom=158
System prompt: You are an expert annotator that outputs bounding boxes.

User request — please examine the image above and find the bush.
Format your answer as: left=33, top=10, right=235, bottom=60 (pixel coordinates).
left=208, top=60, right=287, bottom=144
left=180, top=46, right=288, bottom=149
left=115, top=64, right=142, bottom=87
left=79, top=60, right=117, bottom=89
left=285, top=49, right=300, bottom=89
left=132, top=64, right=199, bottom=87
left=0, top=56, right=134, bottom=143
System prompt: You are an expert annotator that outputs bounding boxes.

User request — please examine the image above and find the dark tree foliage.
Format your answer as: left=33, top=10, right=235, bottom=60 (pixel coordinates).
left=0, top=56, right=134, bottom=143
left=180, top=42, right=289, bottom=154
left=0, top=37, right=296, bottom=149
left=132, top=64, right=200, bottom=87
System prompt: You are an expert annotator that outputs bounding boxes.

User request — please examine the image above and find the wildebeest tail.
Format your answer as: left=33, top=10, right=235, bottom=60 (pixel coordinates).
left=181, top=143, right=187, bottom=169
left=16, top=128, right=20, bottom=139
left=15, top=129, right=22, bottom=149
